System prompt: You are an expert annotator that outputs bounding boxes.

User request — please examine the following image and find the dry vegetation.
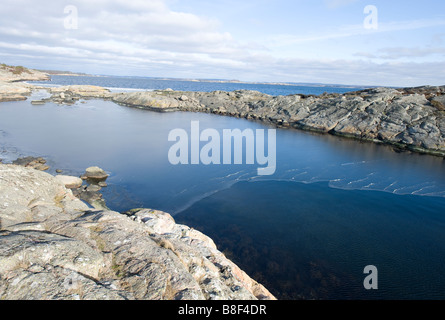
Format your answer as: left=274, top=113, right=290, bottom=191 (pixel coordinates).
left=0, top=63, right=31, bottom=75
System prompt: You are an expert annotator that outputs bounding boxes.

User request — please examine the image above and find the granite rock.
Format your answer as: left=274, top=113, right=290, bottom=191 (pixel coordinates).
left=0, top=164, right=275, bottom=300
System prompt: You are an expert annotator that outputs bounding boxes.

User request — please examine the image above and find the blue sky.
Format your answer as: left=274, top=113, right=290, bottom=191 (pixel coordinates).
left=0, top=0, right=444, bottom=86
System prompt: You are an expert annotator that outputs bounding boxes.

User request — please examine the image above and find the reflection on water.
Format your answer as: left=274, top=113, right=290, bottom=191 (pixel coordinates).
left=1, top=94, right=445, bottom=299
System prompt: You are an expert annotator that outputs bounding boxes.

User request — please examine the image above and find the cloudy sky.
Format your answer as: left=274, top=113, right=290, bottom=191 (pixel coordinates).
left=0, top=0, right=444, bottom=86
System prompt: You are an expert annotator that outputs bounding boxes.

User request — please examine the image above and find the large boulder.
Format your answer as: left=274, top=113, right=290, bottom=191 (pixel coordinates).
left=81, top=166, right=109, bottom=181
left=55, top=175, right=83, bottom=189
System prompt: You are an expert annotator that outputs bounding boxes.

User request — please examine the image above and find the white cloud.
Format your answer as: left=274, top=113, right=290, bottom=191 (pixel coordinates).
left=324, top=0, right=359, bottom=9
left=0, top=0, right=234, bottom=52
left=0, top=0, right=443, bottom=87
left=355, top=46, right=445, bottom=60
left=268, top=18, right=445, bottom=47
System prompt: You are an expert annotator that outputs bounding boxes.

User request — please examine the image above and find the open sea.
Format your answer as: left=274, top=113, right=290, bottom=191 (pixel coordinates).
left=1, top=75, right=444, bottom=299
left=32, top=74, right=368, bottom=96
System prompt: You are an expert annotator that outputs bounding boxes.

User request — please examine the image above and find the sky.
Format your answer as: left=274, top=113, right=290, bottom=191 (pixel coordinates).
left=0, top=0, right=444, bottom=86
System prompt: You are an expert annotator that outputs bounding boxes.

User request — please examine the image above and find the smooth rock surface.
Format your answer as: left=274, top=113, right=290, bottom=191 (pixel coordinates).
left=0, top=64, right=49, bottom=82
left=55, top=175, right=83, bottom=189
left=0, top=81, right=34, bottom=102
left=109, top=86, right=445, bottom=156
left=0, top=64, right=48, bottom=102
left=0, top=164, right=275, bottom=300
left=81, top=166, right=109, bottom=180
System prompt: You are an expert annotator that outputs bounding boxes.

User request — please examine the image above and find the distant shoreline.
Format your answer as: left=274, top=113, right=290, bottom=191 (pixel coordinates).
left=39, top=71, right=378, bottom=89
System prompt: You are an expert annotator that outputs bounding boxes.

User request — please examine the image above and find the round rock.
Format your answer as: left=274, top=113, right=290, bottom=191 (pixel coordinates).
left=81, top=166, right=109, bottom=180
left=55, top=175, right=83, bottom=189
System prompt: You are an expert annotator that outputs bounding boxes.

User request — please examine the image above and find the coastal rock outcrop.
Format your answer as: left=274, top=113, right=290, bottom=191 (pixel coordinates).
left=0, top=64, right=49, bottom=83
left=55, top=175, right=83, bottom=189
left=1, top=64, right=444, bottom=156
left=0, top=164, right=275, bottom=300
left=0, top=81, right=36, bottom=102
left=0, top=64, right=48, bottom=102
left=109, top=86, right=445, bottom=156
left=112, top=90, right=182, bottom=111
left=49, top=85, right=112, bottom=101
left=28, top=85, right=113, bottom=105
left=81, top=166, right=109, bottom=181
left=12, top=156, right=50, bottom=171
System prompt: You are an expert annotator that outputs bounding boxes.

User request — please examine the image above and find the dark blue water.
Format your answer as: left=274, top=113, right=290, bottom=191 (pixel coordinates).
left=31, top=75, right=369, bottom=96
left=1, top=87, right=444, bottom=300
left=175, top=180, right=445, bottom=300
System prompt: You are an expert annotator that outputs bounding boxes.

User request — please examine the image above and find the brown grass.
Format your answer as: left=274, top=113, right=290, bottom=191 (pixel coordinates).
left=0, top=64, right=31, bottom=75
left=431, top=99, right=445, bottom=111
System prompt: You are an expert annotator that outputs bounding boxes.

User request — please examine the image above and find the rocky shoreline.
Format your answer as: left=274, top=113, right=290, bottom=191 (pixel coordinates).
left=1, top=63, right=445, bottom=157
left=0, top=65, right=445, bottom=300
left=0, top=64, right=48, bottom=102
left=5, top=79, right=444, bottom=157
left=0, top=70, right=279, bottom=300
left=0, top=162, right=275, bottom=300
left=1, top=67, right=444, bottom=299
left=109, top=86, right=445, bottom=157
